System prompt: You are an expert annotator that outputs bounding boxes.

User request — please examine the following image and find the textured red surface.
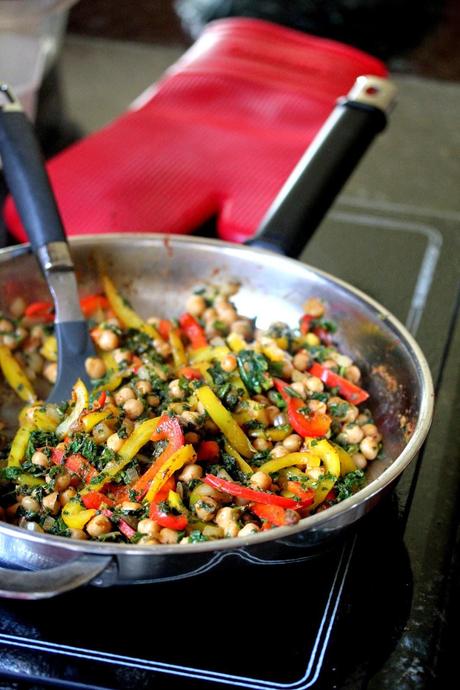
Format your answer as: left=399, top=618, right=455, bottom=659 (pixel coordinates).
left=4, top=18, right=386, bottom=244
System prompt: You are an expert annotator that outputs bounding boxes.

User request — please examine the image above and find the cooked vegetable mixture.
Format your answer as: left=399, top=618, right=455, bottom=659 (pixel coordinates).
left=0, top=278, right=382, bottom=545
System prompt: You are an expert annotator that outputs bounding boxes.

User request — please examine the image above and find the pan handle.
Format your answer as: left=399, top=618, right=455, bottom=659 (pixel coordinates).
left=0, top=555, right=113, bottom=600
left=246, top=75, right=397, bottom=258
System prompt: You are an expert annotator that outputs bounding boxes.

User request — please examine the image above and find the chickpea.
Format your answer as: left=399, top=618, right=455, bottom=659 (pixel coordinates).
left=85, top=356, right=106, bottom=380
left=135, top=380, right=152, bottom=395
left=224, top=522, right=240, bottom=538
left=0, top=318, right=14, bottom=333
left=307, top=467, right=326, bottom=481
left=249, top=471, right=272, bottom=491
left=147, top=394, right=161, bottom=407
left=282, top=434, right=303, bottom=452
left=345, top=365, right=361, bottom=384
left=238, top=523, right=260, bottom=537
left=307, top=399, right=327, bottom=415
left=9, top=296, right=26, bottom=318
left=289, top=381, right=307, bottom=399
left=159, top=528, right=180, bottom=544
left=42, top=491, right=60, bottom=515
left=303, top=297, right=324, bottom=317
left=184, top=431, right=200, bottom=445
left=43, top=362, right=57, bottom=383
left=362, top=424, right=382, bottom=441
left=120, top=418, right=134, bottom=436
left=252, top=437, right=272, bottom=452
left=97, top=329, right=120, bottom=351
left=31, top=450, right=50, bottom=468
left=54, top=472, right=71, bottom=492
left=352, top=453, right=368, bottom=470
left=230, top=319, right=253, bottom=339
left=180, top=410, right=202, bottom=427
left=153, top=338, right=172, bottom=358
left=123, top=398, right=144, bottom=420
left=138, top=536, right=160, bottom=545
left=138, top=519, right=161, bottom=539
left=106, top=432, right=124, bottom=452
left=293, top=350, right=310, bottom=371
left=60, top=488, right=77, bottom=506
left=357, top=413, right=371, bottom=426
left=21, top=495, right=41, bottom=513
left=265, top=405, right=281, bottom=425
left=113, top=348, right=131, bottom=365
left=19, top=519, right=44, bottom=533
left=186, top=294, right=207, bottom=317
left=70, top=528, right=88, bottom=540
left=273, top=412, right=288, bottom=427
left=305, top=375, right=324, bottom=393
left=28, top=352, right=44, bottom=373
left=168, top=379, right=185, bottom=400
left=114, top=386, right=136, bottom=406
left=221, top=354, right=237, bottom=372
left=86, top=514, right=112, bottom=538
left=217, top=306, right=237, bottom=325
left=360, top=436, right=380, bottom=460
left=93, top=421, right=113, bottom=443
left=337, top=423, right=364, bottom=445
left=270, top=445, right=289, bottom=459
left=215, top=507, right=239, bottom=529
left=178, top=464, right=203, bottom=482
left=120, top=501, right=142, bottom=512
left=30, top=324, right=45, bottom=341
left=203, top=307, right=217, bottom=323
left=194, top=496, right=219, bottom=522
left=332, top=353, right=353, bottom=368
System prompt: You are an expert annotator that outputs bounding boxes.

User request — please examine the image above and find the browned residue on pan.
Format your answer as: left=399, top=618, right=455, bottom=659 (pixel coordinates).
left=371, top=364, right=399, bottom=393
left=163, top=236, right=174, bottom=258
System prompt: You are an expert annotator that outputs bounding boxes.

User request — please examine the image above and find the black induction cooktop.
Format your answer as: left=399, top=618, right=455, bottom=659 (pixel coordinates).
left=0, top=196, right=459, bottom=690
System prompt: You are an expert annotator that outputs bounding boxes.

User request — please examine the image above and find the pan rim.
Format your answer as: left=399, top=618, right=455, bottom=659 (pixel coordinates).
left=0, top=233, right=434, bottom=557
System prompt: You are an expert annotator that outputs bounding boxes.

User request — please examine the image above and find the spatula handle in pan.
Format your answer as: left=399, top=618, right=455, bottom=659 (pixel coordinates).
left=247, top=76, right=397, bottom=258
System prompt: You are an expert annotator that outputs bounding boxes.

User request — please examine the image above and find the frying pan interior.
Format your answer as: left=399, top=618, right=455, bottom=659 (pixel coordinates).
left=0, top=234, right=430, bottom=495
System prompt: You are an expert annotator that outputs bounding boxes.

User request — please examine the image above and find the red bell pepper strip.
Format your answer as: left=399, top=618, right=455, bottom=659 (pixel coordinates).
left=123, top=415, right=184, bottom=502
left=285, top=481, right=315, bottom=509
left=157, top=319, right=172, bottom=340
left=179, top=313, right=207, bottom=350
left=197, top=440, right=220, bottom=462
left=178, top=366, right=203, bottom=381
left=81, top=491, right=114, bottom=510
left=273, top=378, right=331, bottom=438
left=65, top=453, right=98, bottom=483
left=299, top=314, right=313, bottom=335
left=50, top=447, right=65, bottom=465
left=149, top=502, right=188, bottom=530
left=80, top=294, right=109, bottom=317
left=24, top=301, right=55, bottom=322
left=101, top=509, right=137, bottom=540
left=308, top=362, right=369, bottom=405
left=250, top=503, right=293, bottom=527
left=203, top=474, right=299, bottom=508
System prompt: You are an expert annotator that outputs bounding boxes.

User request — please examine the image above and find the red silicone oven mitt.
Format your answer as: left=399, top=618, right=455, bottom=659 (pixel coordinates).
left=3, top=18, right=387, bottom=244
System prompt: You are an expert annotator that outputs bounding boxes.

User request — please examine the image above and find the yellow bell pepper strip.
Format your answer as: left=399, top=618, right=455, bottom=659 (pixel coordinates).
left=189, top=345, right=230, bottom=364
left=308, top=363, right=369, bottom=405
left=196, top=385, right=254, bottom=458
left=101, top=274, right=163, bottom=342
left=169, top=328, right=188, bottom=368
left=81, top=408, right=115, bottom=432
left=203, top=474, right=299, bottom=508
left=7, top=427, right=31, bottom=467
left=332, top=443, right=357, bottom=475
left=309, top=476, right=337, bottom=511
left=123, top=414, right=184, bottom=501
left=19, top=405, right=59, bottom=432
left=144, top=444, right=196, bottom=503
left=178, top=313, right=207, bottom=349
left=56, top=379, right=89, bottom=439
left=227, top=332, right=246, bottom=353
left=223, top=441, right=254, bottom=476
left=232, top=400, right=269, bottom=426
left=82, top=416, right=161, bottom=494
left=265, top=425, right=293, bottom=442
left=304, top=439, right=341, bottom=477
left=258, top=451, right=320, bottom=475
left=259, top=337, right=286, bottom=363
left=274, top=378, right=331, bottom=438
left=40, top=335, right=58, bottom=362
left=93, top=373, right=123, bottom=394
left=62, top=499, right=96, bottom=530
left=168, top=489, right=189, bottom=515
left=17, top=473, right=45, bottom=488
left=0, top=345, right=37, bottom=403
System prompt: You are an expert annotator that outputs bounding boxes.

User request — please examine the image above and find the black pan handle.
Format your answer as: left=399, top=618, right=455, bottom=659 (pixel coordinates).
left=0, top=84, right=67, bottom=257
left=246, top=76, right=397, bottom=258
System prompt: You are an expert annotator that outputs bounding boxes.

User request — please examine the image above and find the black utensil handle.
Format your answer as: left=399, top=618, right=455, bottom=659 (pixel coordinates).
left=0, top=91, right=66, bottom=253
left=247, top=76, right=397, bottom=258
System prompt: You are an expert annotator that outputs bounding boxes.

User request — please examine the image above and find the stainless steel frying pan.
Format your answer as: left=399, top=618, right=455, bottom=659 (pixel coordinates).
left=0, top=76, right=434, bottom=599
